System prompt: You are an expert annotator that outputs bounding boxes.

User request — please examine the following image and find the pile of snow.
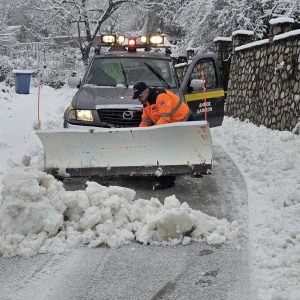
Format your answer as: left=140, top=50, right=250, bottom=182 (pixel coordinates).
left=214, top=118, right=300, bottom=300
left=0, top=166, right=240, bottom=258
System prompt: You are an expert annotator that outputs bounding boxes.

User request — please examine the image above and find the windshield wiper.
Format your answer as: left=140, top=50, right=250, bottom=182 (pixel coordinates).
left=119, top=62, right=128, bottom=88
left=85, top=83, right=116, bottom=87
left=144, top=63, right=171, bottom=89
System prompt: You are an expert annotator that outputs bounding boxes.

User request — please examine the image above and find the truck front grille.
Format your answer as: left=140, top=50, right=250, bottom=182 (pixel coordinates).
left=97, top=109, right=142, bottom=127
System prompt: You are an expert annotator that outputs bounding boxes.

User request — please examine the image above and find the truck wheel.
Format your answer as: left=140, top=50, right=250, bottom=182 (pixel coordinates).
left=153, top=176, right=176, bottom=190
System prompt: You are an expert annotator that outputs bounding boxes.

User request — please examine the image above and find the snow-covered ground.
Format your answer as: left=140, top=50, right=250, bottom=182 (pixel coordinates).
left=0, top=83, right=299, bottom=299
left=214, top=120, right=300, bottom=300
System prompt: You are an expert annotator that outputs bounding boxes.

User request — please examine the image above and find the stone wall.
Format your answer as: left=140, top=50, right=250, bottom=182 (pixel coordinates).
left=216, top=19, right=300, bottom=131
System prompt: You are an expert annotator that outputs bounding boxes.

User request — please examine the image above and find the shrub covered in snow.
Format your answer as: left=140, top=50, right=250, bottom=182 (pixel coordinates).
left=0, top=55, right=13, bottom=83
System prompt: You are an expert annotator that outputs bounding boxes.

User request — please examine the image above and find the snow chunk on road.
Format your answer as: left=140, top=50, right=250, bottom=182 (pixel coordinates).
left=0, top=167, right=240, bottom=257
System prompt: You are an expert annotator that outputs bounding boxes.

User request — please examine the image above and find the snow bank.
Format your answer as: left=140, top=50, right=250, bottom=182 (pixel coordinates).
left=0, top=167, right=240, bottom=258
left=0, top=84, right=74, bottom=190
left=213, top=117, right=300, bottom=300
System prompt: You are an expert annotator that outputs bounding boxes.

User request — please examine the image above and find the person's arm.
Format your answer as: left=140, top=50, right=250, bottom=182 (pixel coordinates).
left=139, top=107, right=153, bottom=127
left=156, top=94, right=173, bottom=125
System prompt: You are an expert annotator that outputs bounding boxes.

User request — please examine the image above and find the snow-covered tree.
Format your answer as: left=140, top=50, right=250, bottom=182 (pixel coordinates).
left=103, top=3, right=148, bottom=35
left=2, top=0, right=300, bottom=60
left=22, top=0, right=134, bottom=64
left=0, top=0, right=13, bottom=31
left=148, top=0, right=299, bottom=53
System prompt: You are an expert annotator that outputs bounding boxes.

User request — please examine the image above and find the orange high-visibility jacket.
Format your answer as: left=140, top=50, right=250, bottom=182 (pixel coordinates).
left=139, top=89, right=191, bottom=127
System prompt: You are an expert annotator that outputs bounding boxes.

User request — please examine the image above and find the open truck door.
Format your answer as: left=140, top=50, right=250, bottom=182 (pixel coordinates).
left=180, top=53, right=225, bottom=127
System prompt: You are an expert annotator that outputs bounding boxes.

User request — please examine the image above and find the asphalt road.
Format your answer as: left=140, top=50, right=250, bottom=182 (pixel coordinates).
left=0, top=144, right=251, bottom=300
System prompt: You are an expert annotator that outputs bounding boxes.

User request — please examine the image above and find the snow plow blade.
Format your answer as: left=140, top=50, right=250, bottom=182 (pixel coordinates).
left=36, top=121, right=212, bottom=177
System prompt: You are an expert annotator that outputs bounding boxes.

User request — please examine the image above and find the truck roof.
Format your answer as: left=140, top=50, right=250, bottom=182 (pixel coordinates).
left=95, top=50, right=171, bottom=60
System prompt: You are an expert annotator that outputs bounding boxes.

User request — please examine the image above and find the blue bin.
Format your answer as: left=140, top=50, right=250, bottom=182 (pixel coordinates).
left=14, top=71, right=32, bottom=94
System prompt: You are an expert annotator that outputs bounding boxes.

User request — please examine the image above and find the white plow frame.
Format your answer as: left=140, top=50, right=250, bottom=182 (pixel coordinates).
left=36, top=121, right=212, bottom=177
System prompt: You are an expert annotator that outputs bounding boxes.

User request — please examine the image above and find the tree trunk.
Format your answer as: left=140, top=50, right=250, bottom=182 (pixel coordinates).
left=81, top=46, right=91, bottom=66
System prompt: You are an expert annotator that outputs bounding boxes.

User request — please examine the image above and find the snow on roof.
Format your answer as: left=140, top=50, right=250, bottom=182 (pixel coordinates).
left=0, top=25, right=23, bottom=35
left=269, top=17, right=295, bottom=25
left=273, top=29, right=300, bottom=41
left=232, top=30, right=254, bottom=37
left=213, top=37, right=232, bottom=42
left=0, top=34, right=14, bottom=40
left=7, top=25, right=22, bottom=30
left=235, top=39, right=269, bottom=52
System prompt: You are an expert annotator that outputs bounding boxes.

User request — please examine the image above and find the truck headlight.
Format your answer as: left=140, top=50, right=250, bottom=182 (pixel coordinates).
left=76, top=110, right=94, bottom=122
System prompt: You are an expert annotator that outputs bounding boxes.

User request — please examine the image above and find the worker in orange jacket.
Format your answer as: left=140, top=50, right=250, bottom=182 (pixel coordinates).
left=132, top=82, right=192, bottom=127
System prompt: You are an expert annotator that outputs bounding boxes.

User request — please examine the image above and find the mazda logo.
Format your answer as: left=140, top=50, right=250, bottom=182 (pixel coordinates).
left=122, top=111, right=134, bottom=120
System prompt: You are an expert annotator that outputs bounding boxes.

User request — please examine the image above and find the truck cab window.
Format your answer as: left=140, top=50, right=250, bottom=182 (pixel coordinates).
left=190, top=59, right=218, bottom=90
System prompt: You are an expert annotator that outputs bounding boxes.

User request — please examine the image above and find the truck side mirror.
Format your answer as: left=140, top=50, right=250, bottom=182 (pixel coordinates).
left=190, top=79, right=205, bottom=91
left=68, top=77, right=81, bottom=88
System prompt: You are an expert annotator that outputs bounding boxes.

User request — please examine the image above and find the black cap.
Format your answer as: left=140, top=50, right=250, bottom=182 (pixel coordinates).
left=132, top=82, right=148, bottom=99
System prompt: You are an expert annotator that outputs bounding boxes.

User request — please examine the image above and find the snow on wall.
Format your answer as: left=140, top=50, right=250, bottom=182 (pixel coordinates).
left=213, top=37, right=232, bottom=43
left=235, top=39, right=269, bottom=52
left=269, top=17, right=295, bottom=25
left=273, top=29, right=300, bottom=41
left=232, top=30, right=254, bottom=37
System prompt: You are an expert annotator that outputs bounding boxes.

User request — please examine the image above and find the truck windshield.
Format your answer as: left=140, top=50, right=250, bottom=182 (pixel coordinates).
left=85, top=57, right=177, bottom=88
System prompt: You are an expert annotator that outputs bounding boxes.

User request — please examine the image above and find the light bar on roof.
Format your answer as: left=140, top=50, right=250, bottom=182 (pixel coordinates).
left=117, top=35, right=125, bottom=44
left=128, top=38, right=136, bottom=47
left=140, top=35, right=148, bottom=43
left=101, top=35, right=116, bottom=43
left=150, top=35, right=164, bottom=44
left=128, top=37, right=137, bottom=52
